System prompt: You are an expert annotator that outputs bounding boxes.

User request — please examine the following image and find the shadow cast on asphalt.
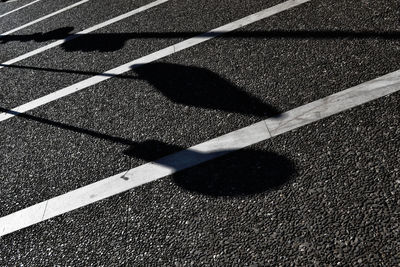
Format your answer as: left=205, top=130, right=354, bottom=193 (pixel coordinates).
left=3, top=62, right=282, bottom=117
left=1, top=26, right=399, bottom=52
left=1, top=106, right=295, bottom=196
left=124, top=140, right=296, bottom=197
left=0, top=61, right=294, bottom=196
left=134, top=62, right=281, bottom=117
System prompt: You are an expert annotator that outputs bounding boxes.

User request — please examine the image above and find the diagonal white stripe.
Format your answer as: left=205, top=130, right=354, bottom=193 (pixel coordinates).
left=0, top=0, right=169, bottom=70
left=0, top=0, right=89, bottom=36
left=0, top=0, right=41, bottom=18
left=0, top=69, right=399, bottom=237
left=0, top=0, right=311, bottom=122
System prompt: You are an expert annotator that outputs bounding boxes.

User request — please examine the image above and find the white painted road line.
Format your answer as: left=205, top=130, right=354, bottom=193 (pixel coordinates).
left=0, top=0, right=311, bottom=122
left=0, top=0, right=89, bottom=36
left=0, top=0, right=41, bottom=18
left=264, top=71, right=400, bottom=136
left=1, top=69, right=399, bottom=237
left=0, top=0, right=169, bottom=70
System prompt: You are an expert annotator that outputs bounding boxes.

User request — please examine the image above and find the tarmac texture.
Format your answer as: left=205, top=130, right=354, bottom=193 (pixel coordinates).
left=0, top=0, right=399, bottom=265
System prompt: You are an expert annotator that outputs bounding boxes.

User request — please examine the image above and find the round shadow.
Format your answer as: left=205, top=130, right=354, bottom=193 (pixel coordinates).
left=172, top=148, right=296, bottom=197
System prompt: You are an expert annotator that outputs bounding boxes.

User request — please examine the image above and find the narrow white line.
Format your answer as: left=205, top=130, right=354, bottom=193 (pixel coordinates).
left=0, top=0, right=89, bottom=36
left=1, top=70, right=399, bottom=237
left=0, top=0, right=311, bottom=122
left=0, top=0, right=169, bottom=69
left=0, top=0, right=41, bottom=18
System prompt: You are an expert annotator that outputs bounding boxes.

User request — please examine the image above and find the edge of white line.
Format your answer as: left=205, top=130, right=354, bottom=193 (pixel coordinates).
left=0, top=0, right=311, bottom=121
left=0, top=0, right=41, bottom=18
left=0, top=121, right=270, bottom=236
left=1, top=0, right=89, bottom=36
left=0, top=0, right=169, bottom=69
left=265, top=70, right=400, bottom=136
left=0, top=0, right=313, bottom=236
left=0, top=202, right=46, bottom=237
left=1, top=68, right=400, bottom=237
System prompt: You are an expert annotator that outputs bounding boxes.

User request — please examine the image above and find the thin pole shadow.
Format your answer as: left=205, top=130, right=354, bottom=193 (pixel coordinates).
left=1, top=27, right=398, bottom=52
left=0, top=61, right=291, bottom=196
left=2, top=62, right=282, bottom=117
left=1, top=27, right=74, bottom=43
left=0, top=62, right=138, bottom=79
left=0, top=107, right=135, bottom=146
left=1, top=107, right=296, bottom=196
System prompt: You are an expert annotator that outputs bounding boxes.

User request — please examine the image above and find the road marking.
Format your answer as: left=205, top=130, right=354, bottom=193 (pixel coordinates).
left=0, top=0, right=311, bottom=122
left=0, top=0, right=169, bottom=69
left=0, top=0, right=89, bottom=36
left=0, top=0, right=41, bottom=18
left=0, top=69, right=399, bottom=237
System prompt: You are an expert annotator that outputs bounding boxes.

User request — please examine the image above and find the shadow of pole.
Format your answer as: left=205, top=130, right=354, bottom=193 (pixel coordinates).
left=1, top=62, right=282, bottom=117
left=0, top=107, right=135, bottom=146
left=1, top=27, right=399, bottom=52
left=0, top=107, right=295, bottom=197
left=0, top=61, right=294, bottom=196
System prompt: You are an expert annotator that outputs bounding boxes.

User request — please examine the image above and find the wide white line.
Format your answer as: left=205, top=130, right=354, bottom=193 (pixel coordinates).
left=0, top=0, right=89, bottom=36
left=0, top=0, right=311, bottom=122
left=0, top=0, right=41, bottom=18
left=0, top=0, right=169, bottom=70
left=1, top=70, right=399, bottom=237
left=264, top=71, right=400, bottom=136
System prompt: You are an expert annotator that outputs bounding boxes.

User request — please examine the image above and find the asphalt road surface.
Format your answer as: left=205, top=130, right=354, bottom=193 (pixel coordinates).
left=0, top=0, right=399, bottom=265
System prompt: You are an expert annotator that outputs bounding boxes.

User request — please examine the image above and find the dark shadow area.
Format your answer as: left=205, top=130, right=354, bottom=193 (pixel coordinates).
left=1, top=27, right=399, bottom=52
left=173, top=148, right=295, bottom=196
left=0, top=107, right=295, bottom=197
left=123, top=139, right=182, bottom=161
left=134, top=62, right=281, bottom=117
left=1, top=62, right=281, bottom=117
left=125, top=140, right=296, bottom=196
left=1, top=27, right=74, bottom=43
